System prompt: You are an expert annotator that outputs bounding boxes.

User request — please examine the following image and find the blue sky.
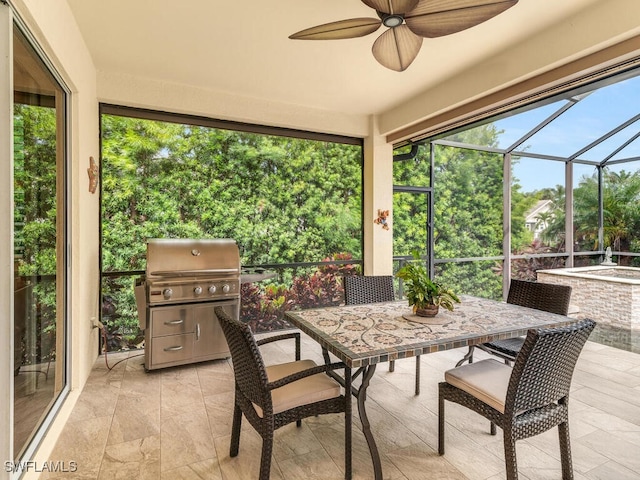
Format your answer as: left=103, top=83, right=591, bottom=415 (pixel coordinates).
left=489, top=76, right=640, bottom=192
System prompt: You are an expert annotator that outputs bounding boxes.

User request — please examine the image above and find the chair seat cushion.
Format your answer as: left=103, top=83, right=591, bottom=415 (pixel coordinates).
left=255, top=359, right=341, bottom=417
left=444, top=359, right=512, bottom=413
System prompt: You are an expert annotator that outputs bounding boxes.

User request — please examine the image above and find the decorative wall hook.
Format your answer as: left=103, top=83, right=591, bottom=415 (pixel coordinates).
left=87, top=156, right=99, bottom=194
left=374, top=209, right=389, bottom=230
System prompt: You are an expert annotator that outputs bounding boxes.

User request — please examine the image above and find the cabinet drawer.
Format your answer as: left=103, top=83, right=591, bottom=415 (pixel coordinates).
left=151, top=334, right=194, bottom=366
left=150, top=306, right=194, bottom=337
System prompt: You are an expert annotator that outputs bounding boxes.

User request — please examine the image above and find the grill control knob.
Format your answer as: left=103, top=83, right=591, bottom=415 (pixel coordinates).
left=194, top=286, right=203, bottom=296
left=208, top=285, right=217, bottom=294
left=163, top=288, right=173, bottom=300
left=222, top=284, right=231, bottom=293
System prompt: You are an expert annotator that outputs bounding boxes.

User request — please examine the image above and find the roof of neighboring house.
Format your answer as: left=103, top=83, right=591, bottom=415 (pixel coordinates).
left=525, top=200, right=553, bottom=224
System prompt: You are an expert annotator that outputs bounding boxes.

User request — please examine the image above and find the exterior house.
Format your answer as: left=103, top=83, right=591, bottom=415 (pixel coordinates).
left=2, top=1, right=640, bottom=478
left=525, top=199, right=554, bottom=240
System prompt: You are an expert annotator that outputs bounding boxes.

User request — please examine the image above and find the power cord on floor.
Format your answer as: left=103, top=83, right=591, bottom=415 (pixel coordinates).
left=100, top=323, right=143, bottom=371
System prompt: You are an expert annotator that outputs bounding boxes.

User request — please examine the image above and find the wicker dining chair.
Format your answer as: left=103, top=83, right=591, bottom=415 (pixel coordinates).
left=343, top=275, right=395, bottom=305
left=343, top=275, right=422, bottom=395
left=215, top=307, right=352, bottom=480
left=439, top=318, right=596, bottom=480
left=456, top=279, right=573, bottom=367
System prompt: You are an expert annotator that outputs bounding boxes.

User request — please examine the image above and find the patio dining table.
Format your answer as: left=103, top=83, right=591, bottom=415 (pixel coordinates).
left=285, top=294, right=576, bottom=480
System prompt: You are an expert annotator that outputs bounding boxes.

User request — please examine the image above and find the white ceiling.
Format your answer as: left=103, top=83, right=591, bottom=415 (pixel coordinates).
left=66, top=0, right=601, bottom=117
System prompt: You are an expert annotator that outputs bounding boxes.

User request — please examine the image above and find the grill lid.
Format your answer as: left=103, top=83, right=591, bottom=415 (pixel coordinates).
left=146, top=238, right=240, bottom=279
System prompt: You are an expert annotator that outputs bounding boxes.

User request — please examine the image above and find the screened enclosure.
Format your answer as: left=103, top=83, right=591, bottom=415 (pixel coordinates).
left=393, top=67, right=640, bottom=303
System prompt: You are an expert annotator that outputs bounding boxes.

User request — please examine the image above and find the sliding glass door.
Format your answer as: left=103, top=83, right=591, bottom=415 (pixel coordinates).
left=11, top=21, right=68, bottom=461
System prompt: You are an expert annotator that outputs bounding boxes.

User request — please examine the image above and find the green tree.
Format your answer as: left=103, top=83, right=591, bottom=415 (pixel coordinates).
left=573, top=168, right=640, bottom=261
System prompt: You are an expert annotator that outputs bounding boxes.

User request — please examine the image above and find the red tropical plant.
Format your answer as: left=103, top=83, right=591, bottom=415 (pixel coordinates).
left=241, top=252, right=359, bottom=333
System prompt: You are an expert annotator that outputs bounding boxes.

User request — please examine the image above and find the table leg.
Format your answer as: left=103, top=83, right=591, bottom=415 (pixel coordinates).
left=357, top=364, right=382, bottom=480
left=321, top=348, right=382, bottom=479
left=344, top=366, right=352, bottom=480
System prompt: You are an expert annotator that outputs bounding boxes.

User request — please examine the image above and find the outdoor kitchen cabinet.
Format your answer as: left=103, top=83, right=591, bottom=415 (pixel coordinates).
left=144, top=302, right=231, bottom=371
left=193, top=303, right=230, bottom=358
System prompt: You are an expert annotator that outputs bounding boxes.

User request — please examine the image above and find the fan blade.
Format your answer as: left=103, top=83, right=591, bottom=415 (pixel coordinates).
left=406, top=0, right=518, bottom=38
left=361, top=0, right=419, bottom=15
left=289, top=18, right=381, bottom=40
left=372, top=25, right=422, bottom=72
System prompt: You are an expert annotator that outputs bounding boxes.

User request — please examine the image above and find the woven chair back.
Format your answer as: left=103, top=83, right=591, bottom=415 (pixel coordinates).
left=507, top=279, right=572, bottom=315
left=505, top=318, right=595, bottom=415
left=215, top=306, right=271, bottom=412
left=343, top=275, right=395, bottom=305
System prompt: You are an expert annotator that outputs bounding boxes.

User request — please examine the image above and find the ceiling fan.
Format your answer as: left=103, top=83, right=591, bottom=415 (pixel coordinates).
left=289, top=0, right=519, bottom=72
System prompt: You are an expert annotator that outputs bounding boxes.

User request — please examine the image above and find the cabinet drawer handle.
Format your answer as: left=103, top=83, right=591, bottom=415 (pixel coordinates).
left=164, top=319, right=184, bottom=326
left=164, top=345, right=184, bottom=352
left=196, top=323, right=201, bottom=340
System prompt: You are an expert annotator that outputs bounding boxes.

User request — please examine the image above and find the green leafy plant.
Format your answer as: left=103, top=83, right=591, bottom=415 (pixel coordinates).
left=395, top=251, right=460, bottom=312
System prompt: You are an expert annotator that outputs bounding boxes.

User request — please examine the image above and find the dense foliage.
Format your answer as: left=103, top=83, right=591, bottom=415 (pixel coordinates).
left=101, top=116, right=363, bottom=270
left=100, top=115, right=363, bottom=337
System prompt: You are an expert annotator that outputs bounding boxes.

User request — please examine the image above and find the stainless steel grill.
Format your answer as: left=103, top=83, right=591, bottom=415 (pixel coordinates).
left=135, top=238, right=240, bottom=371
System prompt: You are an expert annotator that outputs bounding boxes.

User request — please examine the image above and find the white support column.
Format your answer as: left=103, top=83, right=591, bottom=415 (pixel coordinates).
left=363, top=116, right=393, bottom=276
left=0, top=2, right=15, bottom=472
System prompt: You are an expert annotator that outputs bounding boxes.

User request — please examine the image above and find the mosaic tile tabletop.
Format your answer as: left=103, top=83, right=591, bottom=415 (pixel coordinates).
left=285, top=295, right=574, bottom=367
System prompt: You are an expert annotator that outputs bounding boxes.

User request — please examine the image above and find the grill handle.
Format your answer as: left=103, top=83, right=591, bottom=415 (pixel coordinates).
left=164, top=319, right=184, bottom=326
left=149, top=268, right=239, bottom=277
left=164, top=345, right=184, bottom=352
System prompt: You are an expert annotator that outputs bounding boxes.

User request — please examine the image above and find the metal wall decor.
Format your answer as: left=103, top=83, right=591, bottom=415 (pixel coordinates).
left=374, top=209, right=390, bottom=230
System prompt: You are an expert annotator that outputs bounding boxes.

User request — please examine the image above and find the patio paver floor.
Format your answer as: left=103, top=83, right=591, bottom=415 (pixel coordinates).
left=40, top=333, right=640, bottom=480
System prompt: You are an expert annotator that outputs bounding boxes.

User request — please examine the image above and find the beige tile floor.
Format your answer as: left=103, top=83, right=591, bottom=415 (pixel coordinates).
left=40, top=334, right=640, bottom=480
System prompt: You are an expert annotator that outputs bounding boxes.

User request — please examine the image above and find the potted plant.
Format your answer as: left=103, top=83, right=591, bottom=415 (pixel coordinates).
left=395, top=251, right=460, bottom=317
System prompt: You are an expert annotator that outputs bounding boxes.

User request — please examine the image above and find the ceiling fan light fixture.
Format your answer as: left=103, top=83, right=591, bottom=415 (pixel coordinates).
left=382, top=14, right=404, bottom=28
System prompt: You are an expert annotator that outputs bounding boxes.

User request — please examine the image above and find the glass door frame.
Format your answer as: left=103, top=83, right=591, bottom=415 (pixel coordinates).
left=392, top=185, right=434, bottom=300
left=1, top=3, right=72, bottom=466
left=1, top=0, right=15, bottom=465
